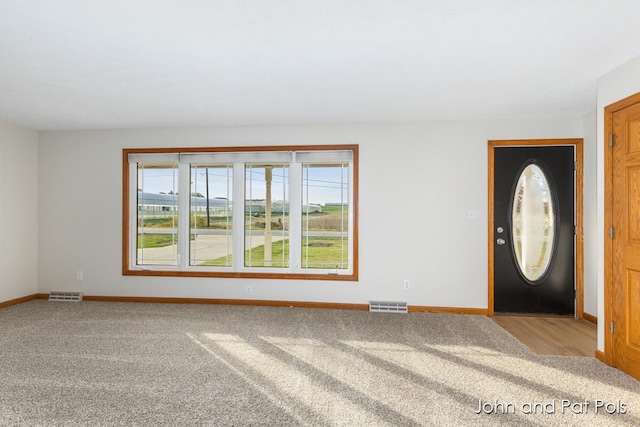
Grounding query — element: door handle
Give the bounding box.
[497,238,506,245]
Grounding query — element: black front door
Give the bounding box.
[494,146,575,314]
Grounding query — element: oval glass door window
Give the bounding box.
[511,163,556,284]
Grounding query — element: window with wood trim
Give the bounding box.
[123,145,358,280]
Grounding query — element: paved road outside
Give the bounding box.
[137,234,285,265]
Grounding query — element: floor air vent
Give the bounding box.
[369,301,408,313]
[49,291,83,302]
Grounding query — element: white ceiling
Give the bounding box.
[1,0,640,131]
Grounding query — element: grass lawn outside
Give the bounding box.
[199,237,348,269]
[138,234,178,249]
[138,233,194,249]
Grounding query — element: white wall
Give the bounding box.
[596,55,640,351]
[0,122,38,302]
[582,110,597,317]
[38,118,584,308]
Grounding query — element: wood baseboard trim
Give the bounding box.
[595,350,606,363]
[82,295,370,311]
[409,305,489,315]
[0,293,41,309]
[85,296,488,315]
[582,312,597,324]
[8,294,488,316]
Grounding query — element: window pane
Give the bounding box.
[511,163,556,283]
[125,146,357,280]
[301,163,349,269]
[245,164,290,267]
[190,165,233,267]
[136,162,179,266]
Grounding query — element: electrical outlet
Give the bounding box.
[403,279,410,290]
[76,271,83,281]
[246,285,253,295]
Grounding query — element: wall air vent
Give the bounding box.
[369,301,408,313]
[49,291,83,302]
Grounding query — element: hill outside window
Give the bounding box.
[123,145,358,281]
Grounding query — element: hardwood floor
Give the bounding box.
[492,315,597,357]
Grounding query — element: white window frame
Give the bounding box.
[123,145,358,281]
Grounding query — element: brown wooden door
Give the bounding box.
[611,101,640,379]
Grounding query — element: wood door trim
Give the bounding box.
[603,91,640,366]
[488,139,584,318]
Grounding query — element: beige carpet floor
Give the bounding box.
[1,300,639,426]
